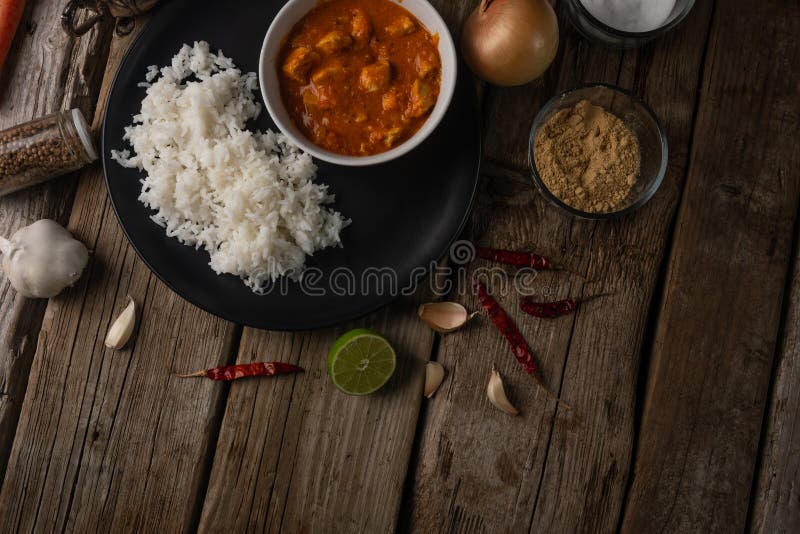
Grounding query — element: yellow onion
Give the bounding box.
[461,0,559,86]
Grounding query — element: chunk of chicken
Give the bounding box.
[360,60,391,93]
[366,124,404,148]
[415,48,439,78]
[409,79,435,117]
[311,62,346,85]
[315,30,352,56]
[382,88,400,112]
[367,127,384,146]
[384,126,405,147]
[351,8,372,45]
[302,84,337,110]
[317,85,338,110]
[385,15,416,37]
[282,46,319,82]
[310,123,336,147]
[302,86,319,108]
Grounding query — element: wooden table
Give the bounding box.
[0,0,798,532]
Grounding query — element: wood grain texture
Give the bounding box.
[0,0,797,532]
[0,25,239,533]
[197,2,479,532]
[620,0,800,532]
[402,2,715,532]
[199,298,435,533]
[0,2,114,482]
[749,229,800,533]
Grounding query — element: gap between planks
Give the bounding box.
[618,0,800,530]
[613,2,718,530]
[186,322,244,533]
[744,181,800,533]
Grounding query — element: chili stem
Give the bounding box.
[532,373,572,409]
[176,370,208,378]
[551,264,589,280]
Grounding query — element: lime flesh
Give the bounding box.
[328,329,396,395]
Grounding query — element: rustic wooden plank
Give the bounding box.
[620,0,800,532]
[0,1,112,120]
[402,1,715,532]
[0,22,240,532]
[0,1,114,482]
[749,228,800,533]
[197,2,478,532]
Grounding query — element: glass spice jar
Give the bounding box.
[0,109,98,197]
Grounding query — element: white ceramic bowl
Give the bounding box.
[260,0,457,166]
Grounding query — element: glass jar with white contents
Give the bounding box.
[566,0,695,48]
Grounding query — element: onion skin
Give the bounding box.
[461,0,559,86]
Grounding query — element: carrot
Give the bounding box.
[0,0,26,74]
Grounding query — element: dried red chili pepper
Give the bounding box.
[475,279,537,374]
[521,297,578,318]
[519,294,610,318]
[177,361,303,381]
[475,246,584,278]
[476,246,554,270]
[474,280,570,408]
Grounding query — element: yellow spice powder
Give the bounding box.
[534,99,640,213]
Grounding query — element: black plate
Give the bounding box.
[102,0,480,330]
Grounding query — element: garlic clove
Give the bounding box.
[105,296,137,350]
[424,361,445,398]
[487,366,519,415]
[418,302,478,333]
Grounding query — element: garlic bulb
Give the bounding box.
[0,219,89,298]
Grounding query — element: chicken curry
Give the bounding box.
[278,0,442,156]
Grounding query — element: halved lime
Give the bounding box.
[327,329,396,395]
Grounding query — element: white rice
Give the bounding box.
[112,41,348,293]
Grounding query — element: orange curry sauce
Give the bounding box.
[277,0,442,156]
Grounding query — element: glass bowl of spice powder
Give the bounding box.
[529,83,667,220]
